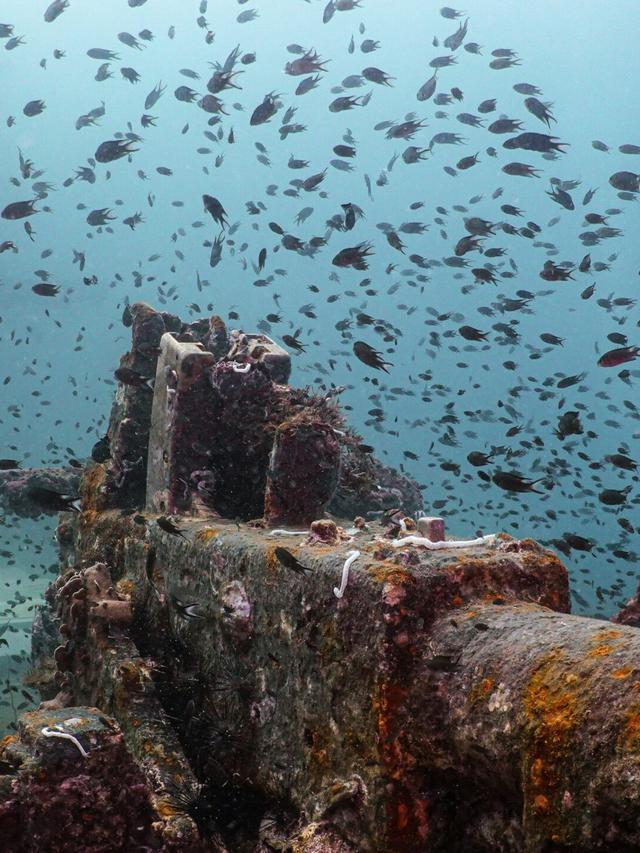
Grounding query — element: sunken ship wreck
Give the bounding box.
[2,303,640,852]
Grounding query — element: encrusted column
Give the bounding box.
[146,332,216,515]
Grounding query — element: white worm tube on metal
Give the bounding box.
[231,362,251,373]
[268,529,307,536]
[41,726,89,758]
[333,549,360,599]
[385,534,497,550]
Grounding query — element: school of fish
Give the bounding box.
[0,0,639,647]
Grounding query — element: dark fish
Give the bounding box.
[23,100,46,117]
[502,162,540,177]
[174,86,198,102]
[467,451,493,467]
[250,92,280,126]
[27,487,81,512]
[604,454,637,471]
[513,82,542,95]
[555,411,582,440]
[0,459,20,470]
[332,242,374,270]
[598,346,640,368]
[459,325,487,341]
[619,144,640,155]
[478,98,496,113]
[95,139,138,163]
[157,516,188,539]
[581,282,596,300]
[2,200,38,220]
[32,283,60,296]
[524,96,555,126]
[609,171,640,192]
[202,194,228,228]
[353,341,393,373]
[557,372,587,389]
[118,31,144,50]
[171,596,205,619]
[144,81,166,109]
[563,533,593,552]
[279,333,305,355]
[114,367,154,388]
[274,546,312,576]
[492,471,544,494]
[546,185,574,210]
[87,48,120,60]
[417,70,438,101]
[503,132,567,154]
[329,94,367,113]
[91,435,110,463]
[362,66,394,86]
[425,652,462,672]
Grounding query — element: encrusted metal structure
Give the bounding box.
[2,303,640,852]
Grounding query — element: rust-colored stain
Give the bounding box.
[376,677,430,850]
[195,527,218,543]
[155,797,178,819]
[116,578,134,597]
[265,545,283,575]
[396,802,409,830]
[366,561,416,586]
[621,710,640,751]
[376,680,408,780]
[384,792,430,851]
[587,627,626,660]
[533,794,550,814]
[305,725,331,783]
[79,463,108,514]
[522,649,584,844]
[591,628,624,641]
[611,667,633,680]
[588,644,614,659]
[469,675,495,706]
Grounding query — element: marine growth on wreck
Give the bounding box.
[1,1,640,851]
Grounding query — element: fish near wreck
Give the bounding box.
[332,242,374,270]
[95,139,138,163]
[597,346,640,368]
[1,199,38,220]
[609,171,640,192]
[353,340,393,373]
[43,0,69,22]
[503,132,568,154]
[203,195,228,228]
[250,92,280,126]
[492,471,545,494]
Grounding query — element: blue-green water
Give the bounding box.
[1,0,639,694]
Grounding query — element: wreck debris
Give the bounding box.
[10,303,640,850]
[264,414,342,526]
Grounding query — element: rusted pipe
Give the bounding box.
[402,600,640,852]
